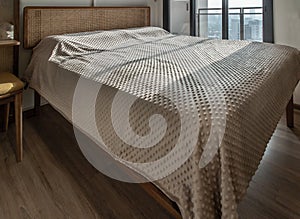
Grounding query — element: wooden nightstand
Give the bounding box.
[0,40,24,162]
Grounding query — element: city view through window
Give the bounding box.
[197,0,263,41]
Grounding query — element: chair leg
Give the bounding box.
[3,103,10,132]
[14,93,23,162]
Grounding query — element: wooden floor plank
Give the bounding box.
[1,105,174,219]
[0,105,300,218]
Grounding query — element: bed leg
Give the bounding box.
[34,90,41,116]
[286,95,294,128]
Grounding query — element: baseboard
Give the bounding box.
[23,102,49,118]
[6,103,48,123]
[23,103,46,112]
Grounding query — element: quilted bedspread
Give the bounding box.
[25,27,300,218]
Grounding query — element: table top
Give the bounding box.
[0,40,20,47]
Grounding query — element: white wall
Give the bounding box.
[273,0,300,104]
[0,0,14,23]
[19,0,163,110]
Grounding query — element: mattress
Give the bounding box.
[24,27,300,218]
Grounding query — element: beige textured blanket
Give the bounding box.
[25,27,300,218]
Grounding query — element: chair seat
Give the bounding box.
[0,72,24,96]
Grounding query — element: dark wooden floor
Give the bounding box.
[0,105,300,219]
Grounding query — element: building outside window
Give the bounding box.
[197,0,263,41]
[166,0,272,42]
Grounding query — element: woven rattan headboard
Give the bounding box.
[23,6,150,49]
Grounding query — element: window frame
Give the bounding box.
[163,0,274,43]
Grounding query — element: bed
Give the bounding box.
[23,6,300,219]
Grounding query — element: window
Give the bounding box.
[198,0,263,41]
[164,0,274,43]
[198,0,223,39]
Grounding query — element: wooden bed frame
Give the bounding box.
[23,6,295,219]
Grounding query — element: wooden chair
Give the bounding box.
[0,72,24,162]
